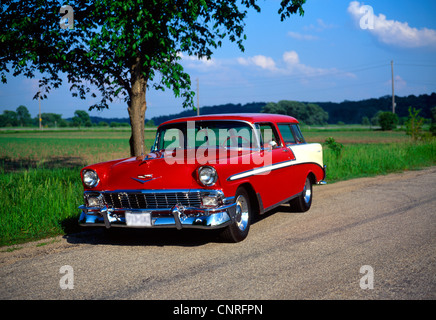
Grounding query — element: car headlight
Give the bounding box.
[82,169,99,188]
[198,166,218,186]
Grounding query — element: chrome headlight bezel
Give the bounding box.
[82,169,100,188]
[198,166,218,186]
[84,192,105,208]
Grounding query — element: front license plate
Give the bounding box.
[125,212,152,227]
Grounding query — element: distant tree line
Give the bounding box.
[1,93,435,128]
[0,105,154,128]
[312,93,436,124]
[149,93,436,126]
[261,100,328,125]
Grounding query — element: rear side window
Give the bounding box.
[277,124,296,145]
[277,123,306,146]
[291,124,306,143]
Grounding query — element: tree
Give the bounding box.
[39,112,63,127]
[0,110,18,127]
[378,112,398,131]
[145,119,155,127]
[405,107,424,141]
[262,100,328,125]
[72,110,91,128]
[0,0,306,156]
[16,105,32,126]
[430,106,436,136]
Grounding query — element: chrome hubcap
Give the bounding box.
[235,195,249,231]
[303,178,312,204]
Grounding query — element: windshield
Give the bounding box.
[152,120,259,151]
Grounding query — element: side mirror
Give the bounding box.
[268,140,278,149]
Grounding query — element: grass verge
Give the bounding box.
[0,168,83,246]
[323,140,436,182]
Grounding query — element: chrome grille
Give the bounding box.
[103,191,202,210]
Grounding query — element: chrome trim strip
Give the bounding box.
[227,160,325,181]
[227,159,296,181]
[263,192,300,213]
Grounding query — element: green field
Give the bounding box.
[1,127,435,246]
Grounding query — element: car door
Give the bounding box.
[277,123,320,198]
[252,122,295,208]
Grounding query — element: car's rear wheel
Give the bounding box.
[220,187,251,242]
[290,176,313,212]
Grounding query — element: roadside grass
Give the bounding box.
[303,129,409,144]
[0,128,435,246]
[322,140,436,182]
[0,168,83,246]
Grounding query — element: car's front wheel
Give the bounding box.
[220,187,251,242]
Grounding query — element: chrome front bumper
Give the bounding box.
[78,192,237,230]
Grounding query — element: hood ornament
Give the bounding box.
[138,174,153,179]
[131,174,159,184]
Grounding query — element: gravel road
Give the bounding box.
[1,167,435,300]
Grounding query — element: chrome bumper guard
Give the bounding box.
[78,193,237,230]
[317,164,327,185]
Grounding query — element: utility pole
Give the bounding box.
[391,60,395,114]
[38,90,42,130]
[196,77,200,116]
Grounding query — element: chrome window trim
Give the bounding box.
[152,119,262,152]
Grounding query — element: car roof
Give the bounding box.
[159,113,298,127]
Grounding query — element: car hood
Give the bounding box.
[84,151,200,191]
[83,148,260,191]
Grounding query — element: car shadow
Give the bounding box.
[64,204,296,247]
[252,204,298,224]
[64,227,225,247]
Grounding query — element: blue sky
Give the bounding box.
[1,0,436,120]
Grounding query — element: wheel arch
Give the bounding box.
[237,182,261,216]
[307,171,317,185]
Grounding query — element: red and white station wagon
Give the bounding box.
[79,113,326,242]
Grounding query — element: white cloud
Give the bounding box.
[316,19,336,30]
[283,51,300,65]
[287,31,319,41]
[385,75,407,90]
[237,50,356,79]
[348,1,436,49]
[179,53,219,71]
[237,55,277,71]
[303,18,337,32]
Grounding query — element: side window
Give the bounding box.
[291,124,306,144]
[277,124,296,146]
[255,123,281,148]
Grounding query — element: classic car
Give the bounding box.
[79,113,326,242]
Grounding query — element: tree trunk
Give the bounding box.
[128,60,148,157]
